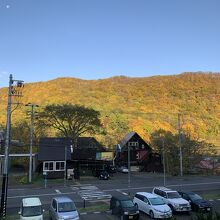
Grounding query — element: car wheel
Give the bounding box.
[149,210,154,219]
[197,206,201,213]
[169,204,174,212]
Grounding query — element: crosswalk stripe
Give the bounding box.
[71,187,79,191]
[78,185,111,201]
[55,189,61,194]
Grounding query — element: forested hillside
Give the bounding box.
[0,72,219,149]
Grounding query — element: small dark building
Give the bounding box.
[116,132,162,172]
[38,137,72,178]
[38,137,106,178]
[72,137,105,160]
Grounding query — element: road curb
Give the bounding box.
[80,210,111,215]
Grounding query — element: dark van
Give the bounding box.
[110,195,139,220]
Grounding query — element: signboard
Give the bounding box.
[96,152,114,161]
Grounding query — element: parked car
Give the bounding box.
[104,165,117,173]
[92,168,108,177]
[18,197,44,220]
[133,192,172,219]
[117,166,129,173]
[178,191,212,212]
[49,196,79,220]
[152,187,191,213]
[110,194,139,219]
[99,170,110,180]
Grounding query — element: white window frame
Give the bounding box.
[128,142,139,147]
[43,161,66,172]
[55,161,65,171]
[43,161,54,172]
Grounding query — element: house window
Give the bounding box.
[43,161,54,171]
[55,161,65,171]
[43,161,65,172]
[128,142,139,147]
[89,143,95,148]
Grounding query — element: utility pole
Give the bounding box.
[64,145,67,187]
[128,145,131,195]
[162,138,166,186]
[0,74,24,218]
[25,103,39,183]
[178,113,183,177]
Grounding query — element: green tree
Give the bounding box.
[150,129,218,175]
[37,104,102,142]
[101,113,129,149]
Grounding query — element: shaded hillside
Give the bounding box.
[0,72,219,149]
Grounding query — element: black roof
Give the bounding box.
[118,131,150,151]
[178,191,196,195]
[76,137,104,150]
[111,194,131,201]
[119,132,136,147]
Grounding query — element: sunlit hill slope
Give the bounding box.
[0,72,219,150]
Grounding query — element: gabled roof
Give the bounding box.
[118,132,151,152]
[119,131,136,147]
[76,137,102,148]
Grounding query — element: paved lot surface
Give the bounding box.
[3,172,220,219]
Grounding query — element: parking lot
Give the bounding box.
[79,211,213,220]
[4,172,220,219]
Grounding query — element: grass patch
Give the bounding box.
[6,211,50,220]
[4,214,19,220]
[201,192,220,200]
[78,202,109,213]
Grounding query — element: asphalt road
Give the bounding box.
[2,172,220,219]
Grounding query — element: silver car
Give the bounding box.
[49,196,79,220]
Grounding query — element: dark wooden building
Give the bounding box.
[38,137,107,178]
[116,132,162,172]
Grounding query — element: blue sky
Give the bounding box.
[0,0,220,88]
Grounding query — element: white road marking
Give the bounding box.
[55,189,61,194]
[71,187,79,191]
[78,186,111,201]
[7,191,77,199]
[103,181,220,192]
[7,181,220,200]
[80,186,98,190]
[80,212,87,215]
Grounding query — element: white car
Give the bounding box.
[19,197,44,220]
[117,166,129,173]
[133,192,172,219]
[152,187,191,213]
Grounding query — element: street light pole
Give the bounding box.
[25,103,39,183]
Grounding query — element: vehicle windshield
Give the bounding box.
[149,197,165,205]
[22,205,42,217]
[167,192,181,199]
[58,202,76,212]
[189,194,202,201]
[121,200,134,208]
